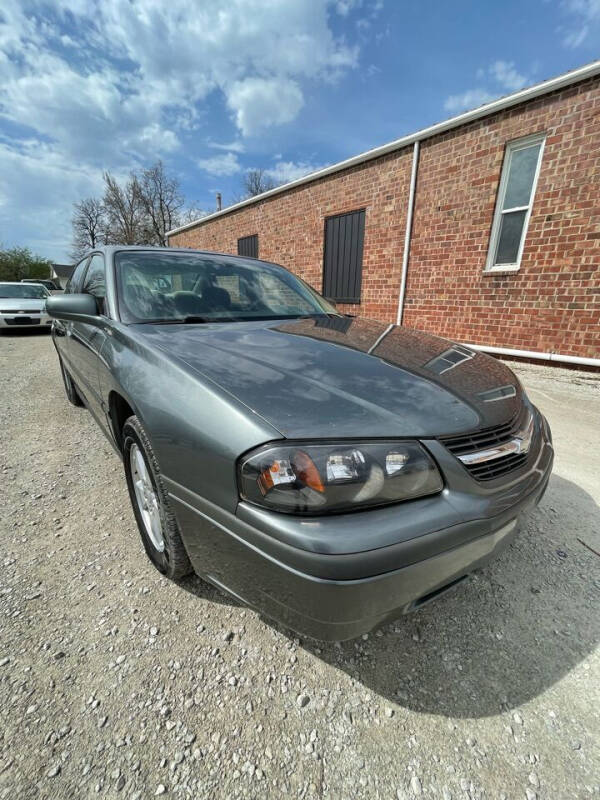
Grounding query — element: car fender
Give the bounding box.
[100,323,283,512]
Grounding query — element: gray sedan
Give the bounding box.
[0,282,52,329]
[46,247,553,641]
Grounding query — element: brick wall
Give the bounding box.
[170,76,600,359]
[404,76,600,358]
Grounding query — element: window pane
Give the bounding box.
[83,255,106,314]
[495,210,526,264]
[503,144,541,209]
[67,258,89,293]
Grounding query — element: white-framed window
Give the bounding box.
[485,133,546,272]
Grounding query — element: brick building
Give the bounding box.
[168,62,600,367]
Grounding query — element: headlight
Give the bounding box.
[238,441,443,515]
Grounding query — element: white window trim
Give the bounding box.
[485,132,546,273]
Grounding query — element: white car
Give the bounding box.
[0,282,52,329]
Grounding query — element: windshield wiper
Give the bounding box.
[137,316,209,325]
[136,312,343,326]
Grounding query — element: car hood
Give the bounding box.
[0,298,46,311]
[136,316,524,438]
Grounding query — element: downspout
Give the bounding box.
[463,343,600,369]
[396,140,420,326]
[392,141,599,369]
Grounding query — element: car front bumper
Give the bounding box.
[0,312,52,328]
[167,409,553,641]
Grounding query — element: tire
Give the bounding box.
[122,415,192,580]
[59,357,84,407]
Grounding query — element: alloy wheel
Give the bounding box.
[129,442,165,552]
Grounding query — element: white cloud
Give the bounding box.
[226,78,304,137]
[336,0,384,23]
[365,63,382,78]
[0,139,104,258]
[444,60,529,114]
[1,0,357,152]
[208,140,246,154]
[561,0,600,46]
[85,0,357,137]
[0,0,364,259]
[265,159,329,184]
[197,152,242,176]
[444,88,496,114]
[564,26,588,46]
[336,0,361,15]
[489,60,528,92]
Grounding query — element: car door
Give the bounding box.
[68,253,108,425]
[53,256,89,365]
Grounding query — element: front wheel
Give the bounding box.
[122,415,192,580]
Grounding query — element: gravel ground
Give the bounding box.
[1,331,599,800]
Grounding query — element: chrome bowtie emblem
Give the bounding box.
[458,411,534,466]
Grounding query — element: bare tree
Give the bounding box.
[136,161,184,246]
[242,169,277,198]
[70,198,106,261]
[179,205,209,225]
[71,161,204,253]
[102,171,144,245]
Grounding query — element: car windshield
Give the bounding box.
[0,284,49,299]
[115,251,339,324]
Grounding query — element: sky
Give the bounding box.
[0,0,598,263]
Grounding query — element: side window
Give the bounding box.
[66,257,89,294]
[82,254,106,315]
[486,134,546,271]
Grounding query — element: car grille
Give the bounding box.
[461,451,529,481]
[441,410,531,481]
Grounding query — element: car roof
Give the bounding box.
[92,245,247,256]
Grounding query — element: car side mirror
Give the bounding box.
[46,293,103,326]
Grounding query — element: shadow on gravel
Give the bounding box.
[176,475,599,718]
[179,574,245,609]
[293,474,600,718]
